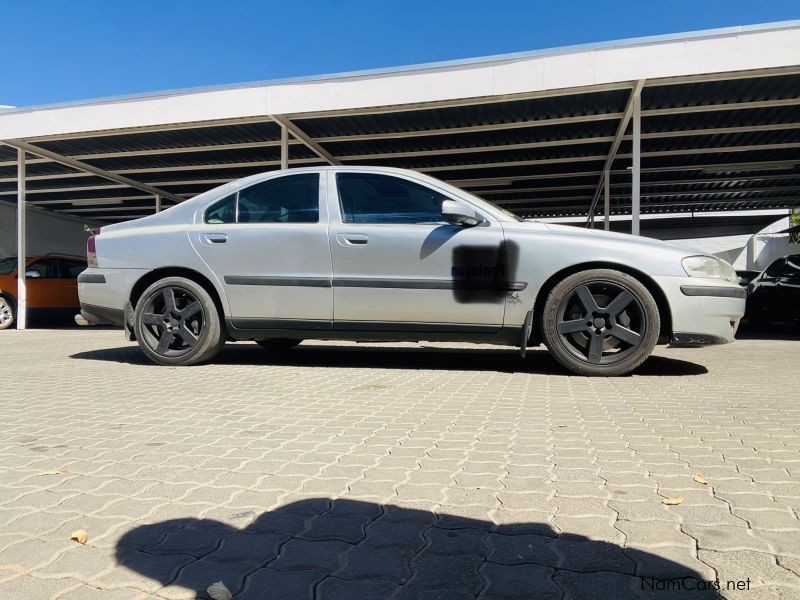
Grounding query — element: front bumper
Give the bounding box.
[654,276,746,346]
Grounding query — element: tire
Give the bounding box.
[133,277,225,366]
[0,296,15,330]
[256,338,302,351]
[541,269,660,376]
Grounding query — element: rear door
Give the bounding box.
[327,171,508,328]
[58,259,86,308]
[189,172,334,330]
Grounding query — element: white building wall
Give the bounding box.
[0,201,97,258]
[672,217,798,270]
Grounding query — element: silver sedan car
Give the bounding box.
[78,166,745,376]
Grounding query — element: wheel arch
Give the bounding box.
[0,291,16,307]
[530,261,672,344]
[129,267,226,320]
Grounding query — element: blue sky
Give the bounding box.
[2,0,798,107]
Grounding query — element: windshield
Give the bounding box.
[0,257,16,275]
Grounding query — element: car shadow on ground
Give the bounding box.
[70,343,708,376]
[115,498,722,599]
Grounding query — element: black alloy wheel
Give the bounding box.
[542,269,660,376]
[139,286,205,357]
[134,276,225,366]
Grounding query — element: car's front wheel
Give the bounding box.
[541,269,660,376]
[0,296,15,330]
[134,277,225,366]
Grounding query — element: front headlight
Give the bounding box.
[682,255,737,283]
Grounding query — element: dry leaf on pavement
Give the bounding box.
[661,496,684,505]
[70,529,88,544]
[207,581,233,600]
[693,474,708,485]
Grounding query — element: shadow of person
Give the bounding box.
[116,498,722,599]
[71,344,708,376]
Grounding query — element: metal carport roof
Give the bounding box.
[1,20,799,225]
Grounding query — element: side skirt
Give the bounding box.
[225,318,522,346]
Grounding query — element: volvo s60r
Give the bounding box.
[78,167,745,376]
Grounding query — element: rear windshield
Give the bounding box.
[0,257,16,275]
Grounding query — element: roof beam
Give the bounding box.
[0,118,800,176]
[475,173,800,195]
[2,110,798,170]
[270,115,341,166]
[336,136,615,161]
[0,140,185,203]
[311,113,624,142]
[586,80,645,223]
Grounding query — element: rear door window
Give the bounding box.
[237,174,320,223]
[204,193,237,224]
[60,259,87,279]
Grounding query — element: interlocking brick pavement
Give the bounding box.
[1,328,799,599]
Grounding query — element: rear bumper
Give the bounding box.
[80,303,125,326]
[655,276,746,345]
[78,267,148,327]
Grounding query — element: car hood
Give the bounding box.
[511,221,699,256]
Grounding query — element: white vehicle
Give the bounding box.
[78,166,745,375]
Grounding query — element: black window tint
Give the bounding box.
[26,259,60,279]
[337,173,448,224]
[237,174,319,223]
[782,256,800,276]
[765,259,786,277]
[205,193,236,224]
[0,257,16,275]
[61,260,86,279]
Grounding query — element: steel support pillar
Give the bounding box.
[280,125,289,169]
[603,168,610,231]
[16,148,26,330]
[631,93,642,236]
[155,195,161,213]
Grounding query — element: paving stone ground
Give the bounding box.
[1,327,799,600]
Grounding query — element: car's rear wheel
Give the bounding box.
[541,269,660,376]
[256,338,302,351]
[134,277,224,366]
[0,296,15,330]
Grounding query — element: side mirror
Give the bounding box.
[442,200,483,226]
[25,270,41,279]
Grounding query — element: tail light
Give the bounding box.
[87,229,100,267]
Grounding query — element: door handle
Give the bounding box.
[337,233,369,246]
[203,233,228,244]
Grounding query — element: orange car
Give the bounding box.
[0,255,86,330]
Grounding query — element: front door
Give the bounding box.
[327,171,507,329]
[189,172,333,329]
[24,258,68,308]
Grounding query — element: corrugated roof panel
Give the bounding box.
[35,121,282,156]
[642,73,800,110]
[297,89,631,138]
[321,120,620,158]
